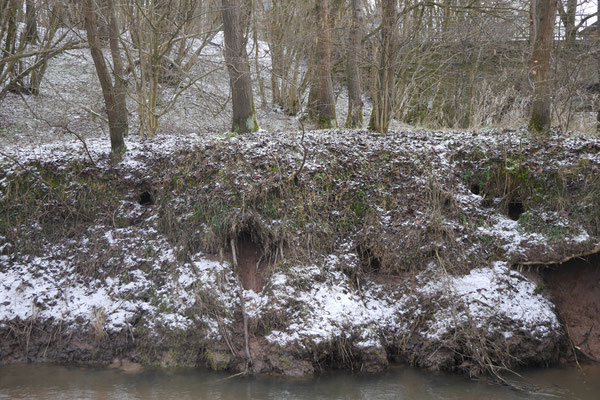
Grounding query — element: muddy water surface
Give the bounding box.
[1,363,599,399]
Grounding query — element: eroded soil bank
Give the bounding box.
[542,253,600,362]
[1,128,599,377]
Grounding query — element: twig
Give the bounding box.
[214,312,236,357]
[63,123,97,168]
[572,323,600,363]
[231,238,239,268]
[565,325,584,374]
[197,370,246,386]
[16,91,98,167]
[291,92,308,183]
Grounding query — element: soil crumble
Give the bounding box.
[544,253,600,361]
[235,233,265,292]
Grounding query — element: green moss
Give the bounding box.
[231,111,259,134]
[317,114,337,129]
[0,164,122,247]
[113,216,129,228]
[204,349,231,371]
[517,211,575,242]
[528,111,551,136]
[468,154,539,212]
[345,111,363,128]
[135,326,203,368]
[351,190,368,219]
[110,143,127,160]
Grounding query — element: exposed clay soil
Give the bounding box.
[543,253,600,361]
[236,234,265,292]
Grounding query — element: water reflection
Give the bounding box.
[1,363,599,399]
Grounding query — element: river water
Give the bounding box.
[1,363,599,399]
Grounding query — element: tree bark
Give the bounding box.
[107,0,128,138]
[306,47,319,119]
[253,0,266,109]
[368,0,397,133]
[0,0,18,80]
[557,0,577,47]
[24,0,38,44]
[346,0,363,128]
[596,0,600,133]
[84,0,126,154]
[267,1,282,109]
[314,0,336,128]
[528,0,557,135]
[529,0,537,50]
[222,0,259,133]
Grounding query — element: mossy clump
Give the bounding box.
[232,113,259,134]
[204,349,231,371]
[0,162,122,251]
[317,115,337,129]
[465,146,600,242]
[467,153,540,218]
[136,327,204,368]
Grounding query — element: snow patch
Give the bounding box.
[418,261,559,340]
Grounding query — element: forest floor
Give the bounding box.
[1,33,600,379]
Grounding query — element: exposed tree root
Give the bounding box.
[231,238,253,373]
[516,246,600,267]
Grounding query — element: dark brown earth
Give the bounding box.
[236,235,265,292]
[543,253,600,362]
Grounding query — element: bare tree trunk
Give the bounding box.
[315,0,336,128]
[270,52,281,108]
[253,0,266,109]
[596,0,600,133]
[557,0,576,47]
[84,0,126,155]
[30,3,60,95]
[24,0,38,44]
[528,0,557,135]
[222,0,259,133]
[306,47,319,119]
[529,0,537,51]
[0,0,18,80]
[96,0,110,44]
[368,0,397,133]
[346,0,363,128]
[267,1,282,110]
[565,0,576,46]
[107,0,128,138]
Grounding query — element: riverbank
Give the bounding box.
[1,128,599,376]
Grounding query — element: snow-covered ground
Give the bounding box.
[0,225,562,372]
[3,125,595,374]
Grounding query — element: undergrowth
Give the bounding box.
[1,128,599,378]
[0,161,122,253]
[464,148,600,238]
[150,141,474,276]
